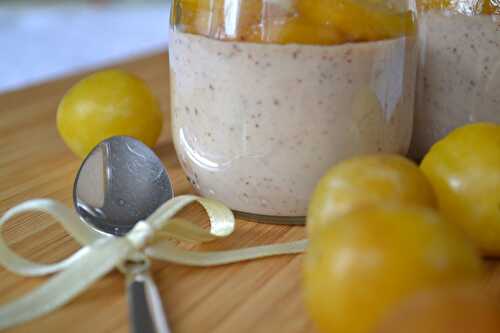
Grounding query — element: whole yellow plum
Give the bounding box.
[57,70,162,158]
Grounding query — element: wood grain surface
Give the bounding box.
[0,52,313,333]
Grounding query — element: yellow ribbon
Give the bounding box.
[0,195,307,330]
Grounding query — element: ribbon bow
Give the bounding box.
[0,195,307,329]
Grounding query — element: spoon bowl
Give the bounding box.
[74,136,173,236]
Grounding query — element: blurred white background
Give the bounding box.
[0,0,171,92]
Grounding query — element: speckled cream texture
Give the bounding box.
[169,31,417,216]
[411,12,500,158]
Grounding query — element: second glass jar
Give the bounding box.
[410,1,499,158]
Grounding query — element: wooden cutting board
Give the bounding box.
[0,52,313,333]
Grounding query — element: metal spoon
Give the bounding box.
[73,136,173,333]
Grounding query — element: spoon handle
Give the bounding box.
[127,268,170,333]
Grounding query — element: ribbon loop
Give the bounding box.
[0,199,103,276]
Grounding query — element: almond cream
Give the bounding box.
[169,31,417,218]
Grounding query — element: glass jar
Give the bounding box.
[169,0,418,222]
[410,1,499,159]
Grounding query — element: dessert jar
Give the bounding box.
[410,0,499,158]
[169,0,418,222]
